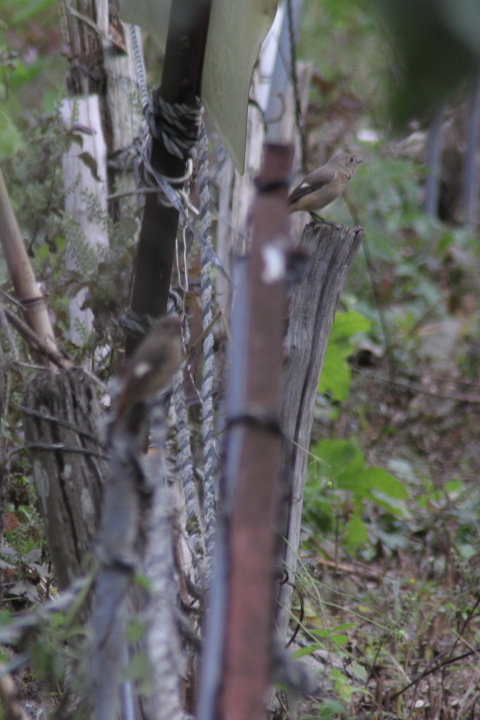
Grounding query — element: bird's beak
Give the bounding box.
[357,158,363,164]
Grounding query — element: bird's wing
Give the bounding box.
[288,166,337,204]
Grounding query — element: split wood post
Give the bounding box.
[276,221,365,645]
[0,166,104,593]
[0,169,105,592]
[22,370,107,589]
[59,0,142,339]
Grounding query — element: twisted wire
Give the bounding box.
[172,370,205,585]
[128,24,149,111]
[127,24,229,281]
[198,123,218,578]
[169,307,205,586]
[141,133,229,281]
[146,95,203,160]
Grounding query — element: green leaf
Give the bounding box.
[126,619,146,643]
[133,573,152,591]
[330,310,371,337]
[330,667,353,702]
[335,466,407,499]
[313,441,407,519]
[359,467,408,499]
[343,514,368,547]
[311,629,330,638]
[330,634,349,645]
[0,112,24,159]
[291,643,324,658]
[36,243,50,261]
[314,440,365,484]
[0,610,12,626]
[49,612,65,628]
[332,623,355,632]
[319,311,370,401]
[445,479,463,496]
[310,628,349,645]
[312,699,347,718]
[369,491,409,516]
[12,0,56,23]
[319,342,351,401]
[8,59,51,92]
[456,543,477,561]
[351,660,368,682]
[122,649,151,683]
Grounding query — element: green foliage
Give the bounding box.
[305,439,407,549]
[338,148,480,372]
[294,3,480,716]
[0,0,66,177]
[126,617,147,644]
[377,0,480,128]
[1,99,138,372]
[3,1,480,717]
[29,631,67,682]
[292,622,354,658]
[0,110,24,158]
[330,668,353,703]
[319,311,371,401]
[302,0,480,129]
[122,648,153,695]
[1,470,50,605]
[299,0,386,118]
[304,698,349,719]
[7,57,51,93]
[9,0,56,24]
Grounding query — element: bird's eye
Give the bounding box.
[349,156,355,162]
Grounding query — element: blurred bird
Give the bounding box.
[288,153,362,221]
[113,315,183,430]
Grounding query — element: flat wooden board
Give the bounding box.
[119,0,278,173]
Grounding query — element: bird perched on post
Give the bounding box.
[112,315,183,431]
[287,153,362,221]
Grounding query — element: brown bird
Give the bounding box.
[113,315,183,429]
[288,153,362,221]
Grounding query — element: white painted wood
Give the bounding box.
[61,95,109,346]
